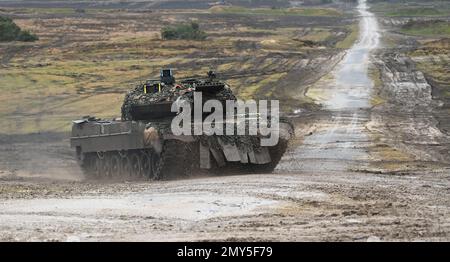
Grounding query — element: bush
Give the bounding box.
[161,22,206,40]
[0,16,38,42]
[0,16,20,42]
[16,30,39,42]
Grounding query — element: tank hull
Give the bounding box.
[70,117,293,180]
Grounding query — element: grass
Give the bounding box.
[302,29,332,42]
[377,146,412,162]
[371,2,450,17]
[238,72,287,100]
[405,39,450,108]
[16,8,104,15]
[336,23,359,49]
[368,66,386,107]
[400,21,450,37]
[386,7,446,17]
[0,6,350,134]
[415,59,450,99]
[366,133,415,173]
[0,56,166,134]
[210,6,342,17]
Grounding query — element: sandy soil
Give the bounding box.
[0,0,449,242]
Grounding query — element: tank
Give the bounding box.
[70,69,294,180]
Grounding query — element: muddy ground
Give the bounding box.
[1,169,449,242]
[1,0,450,242]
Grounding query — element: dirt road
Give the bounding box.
[281,0,379,174]
[0,0,449,241]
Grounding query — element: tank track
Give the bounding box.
[246,138,289,173]
[153,140,190,179]
[77,132,291,180]
[78,140,192,181]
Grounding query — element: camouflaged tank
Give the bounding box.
[71,69,294,180]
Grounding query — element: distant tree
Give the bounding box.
[75,8,86,14]
[0,16,38,42]
[161,22,206,41]
[0,16,21,42]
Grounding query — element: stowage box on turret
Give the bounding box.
[71,69,294,180]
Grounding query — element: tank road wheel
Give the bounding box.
[110,153,122,178]
[76,147,90,174]
[87,154,104,179]
[100,153,111,178]
[121,154,132,178]
[140,151,153,180]
[77,152,97,179]
[129,152,143,179]
[150,151,159,180]
[93,155,103,178]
